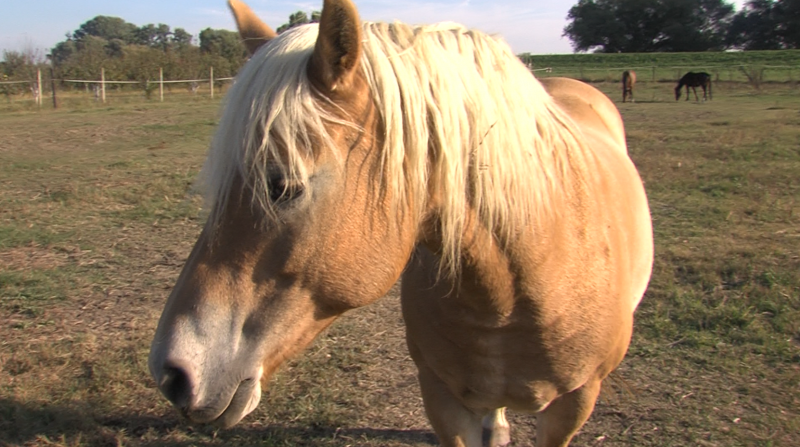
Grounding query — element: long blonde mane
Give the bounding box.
[202,21,587,272]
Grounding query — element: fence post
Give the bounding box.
[159,67,164,102]
[210,66,214,99]
[36,69,42,107]
[652,66,656,82]
[101,67,106,103]
[50,67,57,109]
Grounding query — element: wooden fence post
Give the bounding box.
[159,67,164,102]
[101,68,106,103]
[36,69,42,107]
[50,67,57,109]
[210,66,214,99]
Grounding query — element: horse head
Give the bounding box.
[148,0,417,427]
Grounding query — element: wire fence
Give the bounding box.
[531,64,800,84]
[3,62,798,108]
[1,67,235,108]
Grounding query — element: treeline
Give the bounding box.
[1,15,249,94]
[51,16,247,86]
[565,0,800,53]
[0,11,328,95]
[729,0,800,50]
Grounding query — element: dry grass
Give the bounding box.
[1,82,799,446]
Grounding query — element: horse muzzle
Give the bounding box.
[152,356,263,428]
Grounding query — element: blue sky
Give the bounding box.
[2,0,748,58]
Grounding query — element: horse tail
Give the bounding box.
[621,71,629,102]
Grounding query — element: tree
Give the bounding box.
[154,24,173,51]
[1,49,45,96]
[779,0,800,47]
[1,51,33,78]
[727,0,800,49]
[172,28,193,48]
[72,16,138,44]
[727,0,784,49]
[276,10,321,33]
[564,0,736,52]
[199,28,247,68]
[135,24,157,47]
[49,38,77,66]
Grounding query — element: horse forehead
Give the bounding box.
[314,72,378,151]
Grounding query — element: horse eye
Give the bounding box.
[267,176,303,204]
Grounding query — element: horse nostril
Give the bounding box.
[159,362,195,409]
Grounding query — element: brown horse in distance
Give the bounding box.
[675,71,712,101]
[622,70,636,103]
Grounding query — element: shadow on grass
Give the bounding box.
[0,398,436,446]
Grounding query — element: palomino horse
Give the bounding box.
[148,1,654,446]
[622,70,636,103]
[675,71,712,101]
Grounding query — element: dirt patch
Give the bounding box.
[0,245,70,271]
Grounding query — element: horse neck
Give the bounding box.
[415,203,516,313]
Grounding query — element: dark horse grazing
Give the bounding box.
[622,70,636,103]
[149,0,653,445]
[675,72,712,101]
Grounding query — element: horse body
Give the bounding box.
[621,70,636,102]
[403,76,652,445]
[676,71,712,101]
[148,1,653,446]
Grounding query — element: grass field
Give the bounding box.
[1,80,798,446]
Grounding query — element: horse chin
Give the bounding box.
[182,372,263,428]
[212,378,262,428]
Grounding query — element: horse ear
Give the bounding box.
[228,0,277,55]
[308,0,362,93]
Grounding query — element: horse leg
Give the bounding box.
[416,365,486,447]
[534,378,602,447]
[685,86,690,101]
[483,408,511,447]
[692,86,699,101]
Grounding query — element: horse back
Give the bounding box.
[622,70,636,87]
[680,71,711,87]
[543,77,627,151]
